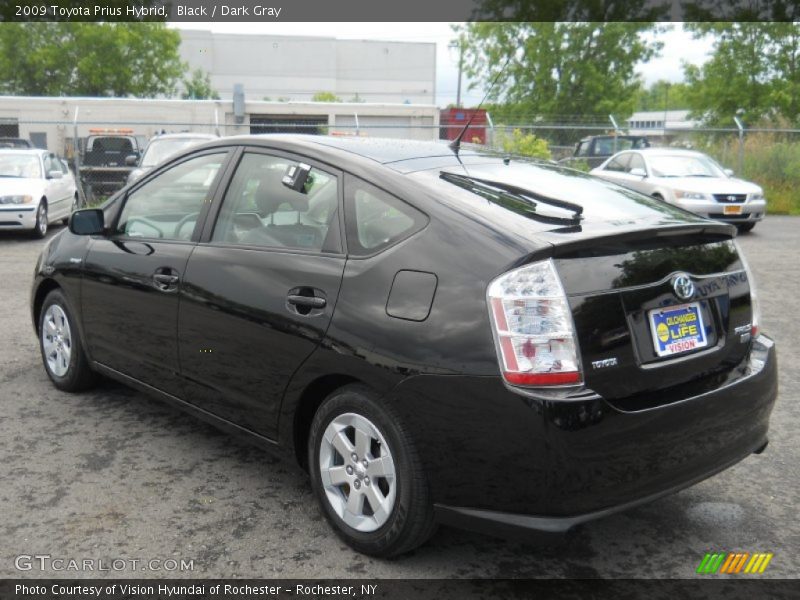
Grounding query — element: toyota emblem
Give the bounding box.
[672,273,695,300]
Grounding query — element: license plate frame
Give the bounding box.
[648,302,708,358]
[723,205,743,215]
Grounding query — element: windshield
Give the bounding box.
[0,154,41,178]
[647,154,725,178]
[142,139,208,167]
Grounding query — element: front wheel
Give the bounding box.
[32,201,48,238]
[39,289,96,392]
[308,385,436,557]
[737,222,756,233]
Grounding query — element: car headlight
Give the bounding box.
[674,191,711,200]
[0,195,33,204]
[748,192,765,201]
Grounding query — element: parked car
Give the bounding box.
[31,136,776,557]
[590,148,766,232]
[0,149,77,237]
[127,133,219,184]
[561,134,650,168]
[79,129,144,201]
[0,137,33,149]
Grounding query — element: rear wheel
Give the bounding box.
[32,201,48,238]
[308,385,436,557]
[39,289,96,392]
[737,222,756,233]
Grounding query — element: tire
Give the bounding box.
[38,289,96,392]
[308,385,436,557]
[32,201,48,238]
[737,222,756,233]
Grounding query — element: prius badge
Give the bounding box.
[672,273,695,301]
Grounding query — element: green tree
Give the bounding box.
[635,80,692,112]
[311,91,342,102]
[683,23,776,126]
[181,68,220,100]
[455,23,662,138]
[0,23,184,97]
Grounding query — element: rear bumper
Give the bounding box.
[387,335,777,535]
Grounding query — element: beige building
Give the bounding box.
[0,95,440,156]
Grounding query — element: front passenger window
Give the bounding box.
[116,152,225,240]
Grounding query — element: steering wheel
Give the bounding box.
[125,217,164,239]
[174,212,200,239]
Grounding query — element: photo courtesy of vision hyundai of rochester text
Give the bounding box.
[31,135,777,556]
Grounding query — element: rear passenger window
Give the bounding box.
[344,175,427,256]
[211,152,339,253]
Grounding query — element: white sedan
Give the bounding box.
[590,148,766,232]
[0,149,78,237]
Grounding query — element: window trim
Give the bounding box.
[343,173,429,259]
[109,147,234,244]
[200,147,346,257]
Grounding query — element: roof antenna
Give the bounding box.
[449,54,511,154]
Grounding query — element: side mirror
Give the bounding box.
[629,167,647,178]
[47,170,63,179]
[125,154,139,166]
[724,168,734,177]
[69,208,105,235]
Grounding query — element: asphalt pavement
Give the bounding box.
[0,217,797,579]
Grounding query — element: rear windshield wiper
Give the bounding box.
[440,171,583,225]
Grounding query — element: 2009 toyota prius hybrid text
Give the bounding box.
[31,136,777,557]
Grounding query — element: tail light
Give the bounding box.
[487,259,582,387]
[734,240,760,337]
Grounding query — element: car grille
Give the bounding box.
[709,213,751,220]
[713,193,747,203]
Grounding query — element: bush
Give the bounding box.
[494,128,552,160]
[704,132,800,215]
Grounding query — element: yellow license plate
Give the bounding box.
[723,205,743,215]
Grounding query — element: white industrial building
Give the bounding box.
[626,110,699,137]
[178,30,437,105]
[0,96,440,157]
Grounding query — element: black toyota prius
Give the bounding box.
[31,135,777,557]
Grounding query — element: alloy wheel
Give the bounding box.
[319,412,397,532]
[41,304,71,377]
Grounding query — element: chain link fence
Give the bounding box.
[3,116,798,215]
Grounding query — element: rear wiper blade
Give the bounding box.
[440,171,583,225]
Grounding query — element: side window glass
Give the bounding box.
[116,152,225,240]
[344,174,427,256]
[606,154,630,172]
[211,152,339,252]
[576,142,588,157]
[627,153,646,173]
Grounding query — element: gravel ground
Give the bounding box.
[0,216,797,579]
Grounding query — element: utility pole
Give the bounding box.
[734,110,745,175]
[450,40,464,108]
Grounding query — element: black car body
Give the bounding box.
[31,135,777,556]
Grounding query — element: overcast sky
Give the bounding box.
[173,22,712,107]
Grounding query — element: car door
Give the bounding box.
[42,154,70,219]
[596,153,631,184]
[613,152,650,194]
[177,148,346,438]
[80,150,231,396]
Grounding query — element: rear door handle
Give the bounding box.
[287,294,326,309]
[153,269,180,292]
